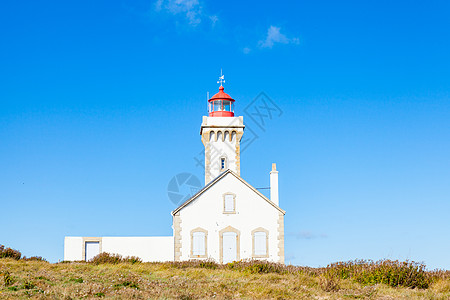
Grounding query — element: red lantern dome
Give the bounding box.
[208,86,235,117]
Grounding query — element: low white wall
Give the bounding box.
[64,236,174,262]
[102,237,173,262]
[64,237,83,261]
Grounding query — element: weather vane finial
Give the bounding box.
[217,69,225,86]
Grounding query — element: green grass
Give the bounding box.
[0,258,449,299]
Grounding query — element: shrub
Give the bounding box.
[199,259,218,269]
[0,245,21,260]
[90,253,123,264]
[123,256,142,264]
[225,260,291,274]
[89,252,143,264]
[23,256,47,262]
[244,262,273,274]
[165,259,316,276]
[326,259,430,289]
[166,259,217,269]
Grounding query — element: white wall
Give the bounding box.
[64,237,83,261]
[102,237,173,262]
[64,236,173,262]
[179,173,282,263]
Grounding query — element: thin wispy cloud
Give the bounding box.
[209,15,219,27]
[155,0,217,26]
[259,25,299,48]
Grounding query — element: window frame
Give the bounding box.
[190,227,208,258]
[252,228,269,258]
[223,192,236,214]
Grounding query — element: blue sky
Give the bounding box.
[1,0,449,269]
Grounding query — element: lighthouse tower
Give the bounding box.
[200,75,245,184]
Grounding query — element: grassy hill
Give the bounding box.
[1,255,449,299]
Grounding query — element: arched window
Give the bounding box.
[252,228,269,258]
[191,228,208,258]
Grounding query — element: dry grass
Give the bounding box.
[0,258,449,299]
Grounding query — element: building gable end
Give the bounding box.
[171,170,285,215]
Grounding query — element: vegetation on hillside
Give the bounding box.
[1,246,449,299]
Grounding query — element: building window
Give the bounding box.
[190,228,208,258]
[223,193,236,214]
[193,232,205,255]
[252,228,269,258]
[220,157,227,171]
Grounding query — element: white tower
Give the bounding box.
[200,76,244,184]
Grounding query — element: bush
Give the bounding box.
[90,253,123,264]
[89,253,142,265]
[0,245,21,260]
[163,258,432,289]
[23,256,47,262]
[326,259,430,289]
[199,260,218,269]
[166,260,216,269]
[123,256,142,264]
[225,260,291,274]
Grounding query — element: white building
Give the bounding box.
[64,82,285,264]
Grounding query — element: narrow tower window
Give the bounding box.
[220,157,227,171]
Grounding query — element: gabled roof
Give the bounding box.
[171,169,285,215]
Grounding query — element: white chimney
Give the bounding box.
[270,163,279,206]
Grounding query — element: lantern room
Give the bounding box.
[208,86,235,117]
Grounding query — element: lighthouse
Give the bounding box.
[200,80,245,184]
[64,72,285,265]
